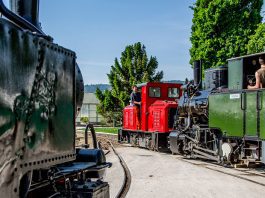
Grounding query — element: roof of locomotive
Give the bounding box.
[227,52,265,61]
[137,81,184,88]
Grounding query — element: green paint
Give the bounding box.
[259,91,265,140]
[228,59,243,90]
[245,92,257,137]
[14,92,29,122]
[209,92,244,137]
[50,98,74,151]
[0,20,75,158]
[26,106,49,149]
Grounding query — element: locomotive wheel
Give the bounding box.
[171,141,184,155]
[175,140,184,155]
[229,153,240,164]
[147,137,152,150]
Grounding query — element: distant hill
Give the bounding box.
[84,84,111,93]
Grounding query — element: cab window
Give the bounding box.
[149,87,161,97]
[168,88,179,98]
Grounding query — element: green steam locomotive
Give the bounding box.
[169,53,265,166]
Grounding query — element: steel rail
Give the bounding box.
[108,141,132,198]
[177,157,265,187]
[118,141,265,187]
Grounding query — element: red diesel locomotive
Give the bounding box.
[119,82,182,151]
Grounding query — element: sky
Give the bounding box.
[39,0,195,84]
[2,1,265,84]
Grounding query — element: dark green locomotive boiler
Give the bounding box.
[169,53,265,165]
[0,1,109,197]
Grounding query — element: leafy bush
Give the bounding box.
[247,23,265,54]
[80,117,89,124]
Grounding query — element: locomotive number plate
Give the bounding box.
[230,93,240,99]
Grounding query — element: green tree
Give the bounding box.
[96,42,163,123]
[95,89,121,125]
[190,0,263,71]
[80,117,89,124]
[247,23,265,53]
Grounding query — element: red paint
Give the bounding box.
[148,100,178,132]
[123,82,182,133]
[123,106,138,130]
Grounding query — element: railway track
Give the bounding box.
[119,141,265,188]
[99,137,132,198]
[76,128,131,197]
[108,141,131,198]
[101,132,265,197]
[177,157,265,187]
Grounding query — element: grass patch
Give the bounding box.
[94,127,119,134]
[77,127,119,134]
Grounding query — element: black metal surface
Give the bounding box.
[193,60,202,89]
[0,2,110,197]
[169,131,184,154]
[168,108,177,128]
[205,66,228,90]
[178,89,210,122]
[75,64,84,116]
[69,180,109,198]
[75,148,106,164]
[28,169,110,198]
[0,17,77,197]
[85,124,98,149]
[10,0,40,28]
[0,0,45,35]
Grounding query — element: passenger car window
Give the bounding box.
[149,87,161,97]
[168,88,179,98]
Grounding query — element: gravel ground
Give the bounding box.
[75,131,265,198]
[75,131,118,150]
[114,146,265,198]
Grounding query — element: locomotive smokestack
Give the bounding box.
[10,0,40,29]
[193,60,202,89]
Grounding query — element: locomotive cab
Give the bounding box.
[228,53,265,90]
[121,82,182,151]
[123,82,182,132]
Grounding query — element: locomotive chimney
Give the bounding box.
[10,0,40,29]
[193,60,202,89]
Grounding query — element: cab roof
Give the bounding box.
[137,81,184,88]
[227,52,265,61]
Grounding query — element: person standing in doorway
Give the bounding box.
[248,56,265,89]
[130,85,141,129]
